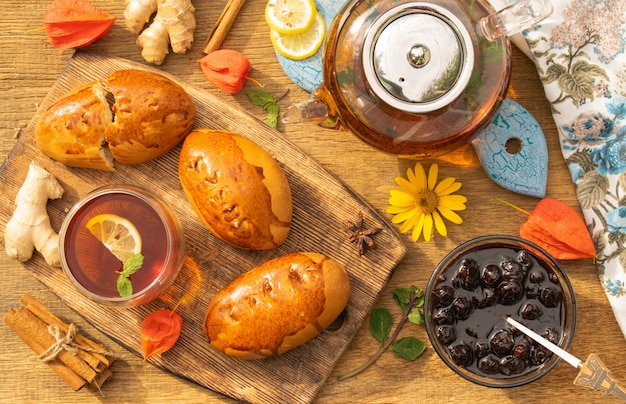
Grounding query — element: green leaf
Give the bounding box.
[121,253,144,277]
[247,91,280,130]
[408,308,424,325]
[392,288,411,311]
[117,275,133,297]
[246,91,275,107]
[266,103,279,129]
[543,63,566,84]
[390,337,426,360]
[337,285,428,381]
[558,72,594,102]
[565,148,596,173]
[576,171,609,209]
[571,60,609,80]
[116,253,144,297]
[412,286,425,306]
[370,307,393,343]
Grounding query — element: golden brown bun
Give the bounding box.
[178,129,292,250]
[204,252,351,359]
[105,69,196,164]
[34,81,115,171]
[34,69,196,169]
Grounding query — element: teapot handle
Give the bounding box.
[478,0,553,41]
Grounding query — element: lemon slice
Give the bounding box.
[86,213,142,262]
[270,12,325,61]
[265,0,316,35]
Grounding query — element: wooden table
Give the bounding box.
[1,1,625,403]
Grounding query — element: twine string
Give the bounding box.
[38,324,116,362]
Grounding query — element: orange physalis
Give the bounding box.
[197,49,258,94]
[141,306,183,360]
[498,198,596,260]
[44,0,116,49]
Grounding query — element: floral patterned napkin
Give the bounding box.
[492,0,626,340]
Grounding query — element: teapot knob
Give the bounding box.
[362,3,474,114]
[407,44,431,69]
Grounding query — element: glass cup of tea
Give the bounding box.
[59,184,185,306]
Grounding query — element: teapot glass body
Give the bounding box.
[288,0,512,158]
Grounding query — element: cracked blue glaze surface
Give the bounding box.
[471,98,548,198]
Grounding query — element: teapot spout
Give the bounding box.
[477,0,553,41]
[281,84,346,129]
[281,98,330,124]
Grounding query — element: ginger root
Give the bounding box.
[124,0,196,65]
[4,161,64,267]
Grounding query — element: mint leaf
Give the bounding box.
[246,90,280,130]
[414,292,425,308]
[266,103,279,129]
[116,253,144,297]
[408,307,424,325]
[117,275,133,297]
[369,307,393,343]
[338,285,426,381]
[390,337,426,360]
[393,288,411,311]
[247,90,275,107]
[121,253,144,277]
[394,286,424,314]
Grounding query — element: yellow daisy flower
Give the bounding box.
[386,162,467,242]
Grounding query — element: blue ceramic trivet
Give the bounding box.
[471,98,548,198]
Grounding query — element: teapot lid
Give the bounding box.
[362,3,475,113]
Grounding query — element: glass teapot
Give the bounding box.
[282,0,552,159]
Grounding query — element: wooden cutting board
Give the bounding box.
[0,52,406,404]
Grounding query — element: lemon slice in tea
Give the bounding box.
[265,0,316,34]
[270,11,325,61]
[86,213,142,262]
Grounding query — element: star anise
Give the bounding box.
[343,211,382,256]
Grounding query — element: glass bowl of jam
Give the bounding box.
[424,235,576,387]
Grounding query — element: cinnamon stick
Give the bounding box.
[4,308,87,391]
[89,367,113,390]
[4,294,115,391]
[202,0,248,54]
[20,293,109,369]
[8,307,98,382]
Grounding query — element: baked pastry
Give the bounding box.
[105,69,196,164]
[204,252,351,359]
[178,129,292,250]
[34,81,115,171]
[34,69,196,170]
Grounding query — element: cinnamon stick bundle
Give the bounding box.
[4,293,115,391]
